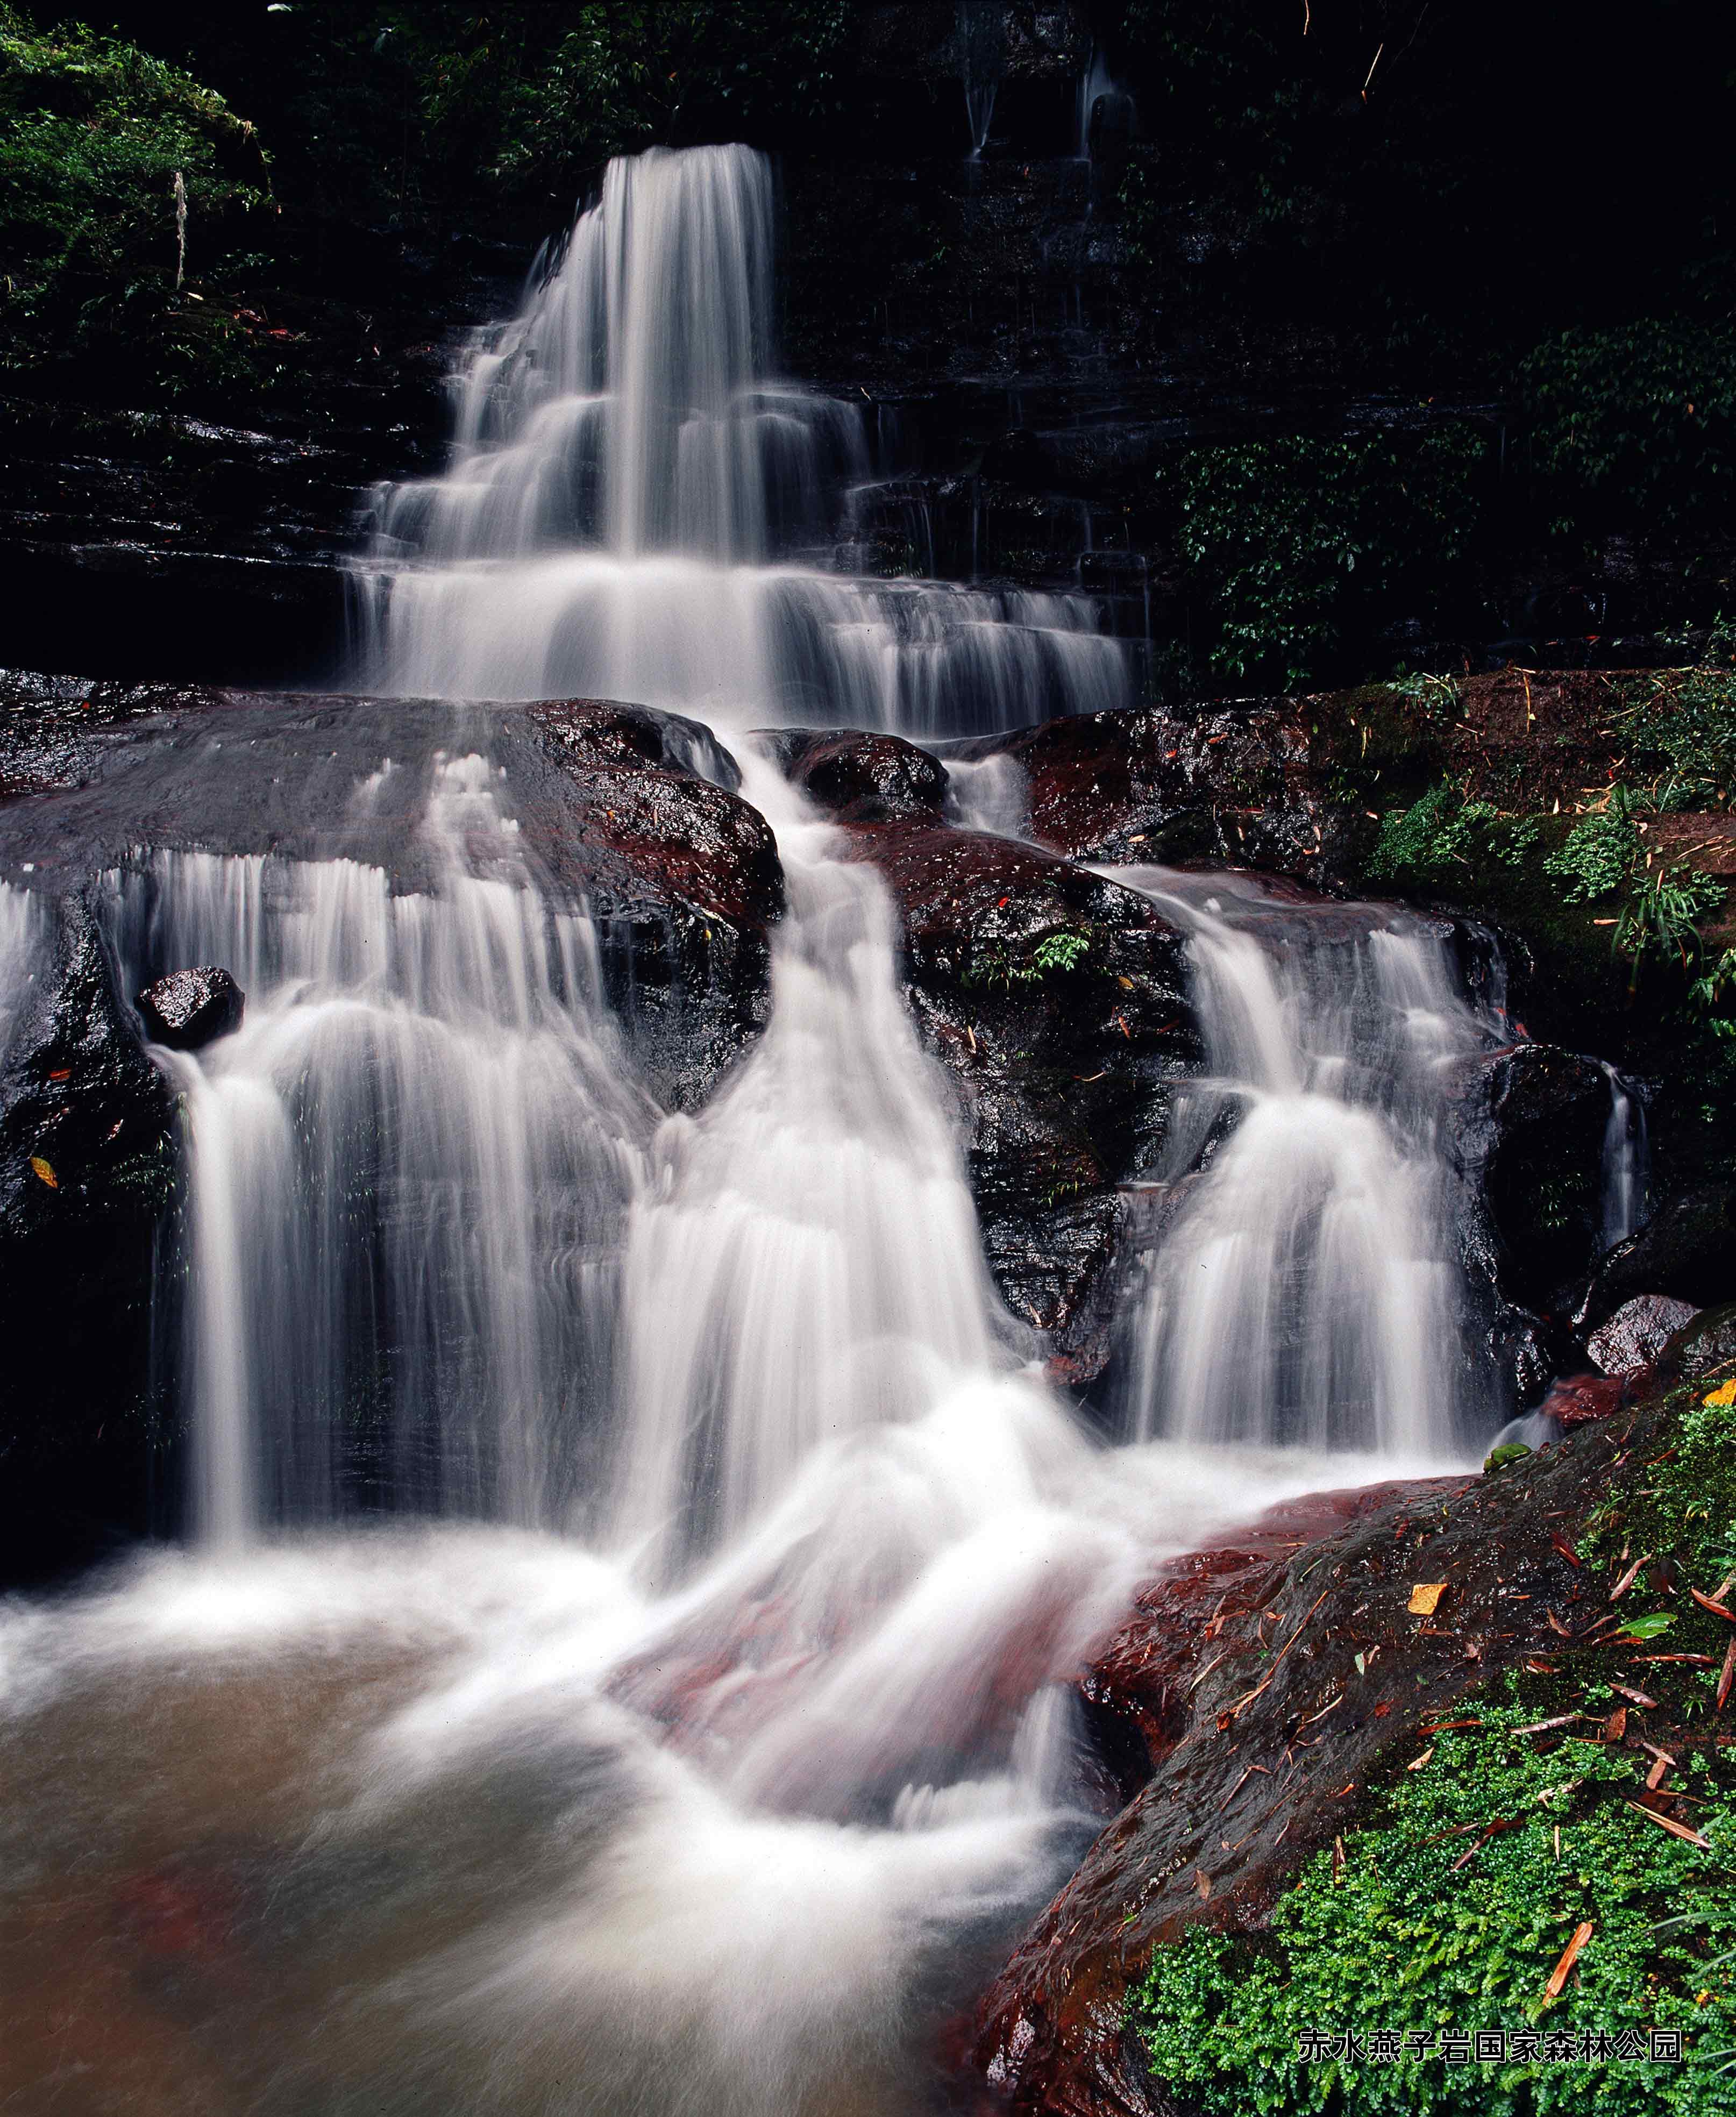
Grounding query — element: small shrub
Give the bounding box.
[1522,323,1736,539]
[1367,782,1538,886]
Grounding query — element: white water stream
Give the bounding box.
[0,146,1486,2113]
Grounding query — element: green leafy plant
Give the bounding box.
[1166,427,1486,691]
[1544,789,1642,904]
[965,926,1098,989]
[1522,323,1736,539]
[1367,782,1539,886]
[1130,1688,1736,2116]
[0,5,271,389]
[1688,950,1736,1045]
[1614,864,1726,979]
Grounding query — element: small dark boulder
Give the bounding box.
[135,966,245,1051]
[757,727,948,824]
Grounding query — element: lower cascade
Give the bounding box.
[0,137,1646,2117]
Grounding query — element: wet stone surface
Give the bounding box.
[135,967,245,1051]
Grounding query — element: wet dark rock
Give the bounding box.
[949,701,1378,889]
[1586,1293,1699,1378]
[838,819,1196,1370]
[1533,1370,1631,1431]
[0,895,177,1585]
[1443,1040,1613,1400]
[0,676,782,1115]
[974,1412,1636,2114]
[135,967,245,1052]
[756,726,948,823]
[1580,1186,1736,1335]
[527,698,784,1108]
[1653,1302,1736,1391]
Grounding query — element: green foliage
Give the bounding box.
[1130,1688,1736,2115]
[321,2,851,218]
[1614,865,1726,979]
[1616,662,1736,815]
[1688,951,1736,1047]
[1367,782,1539,887]
[1522,323,1736,539]
[1544,792,1642,905]
[0,5,270,388]
[965,925,1097,989]
[1168,428,1485,690]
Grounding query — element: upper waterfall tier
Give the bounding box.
[357,144,1134,737]
[379,145,865,567]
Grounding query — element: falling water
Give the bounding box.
[1113,869,1496,1454]
[0,880,41,1054]
[1598,1060,1649,1250]
[112,757,646,1544]
[1,146,1487,2115]
[357,145,1131,738]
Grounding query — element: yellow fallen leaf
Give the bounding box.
[1408,1582,1447,1616]
[29,1156,57,1189]
[1704,1380,1736,1409]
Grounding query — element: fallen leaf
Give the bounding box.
[1705,1380,1736,1409]
[1604,1706,1628,1742]
[1609,1684,1659,1708]
[1546,1608,1574,1636]
[1406,1747,1434,1771]
[1609,1556,1646,1602]
[1408,1582,1447,1616]
[1194,1869,1212,1901]
[1546,1921,1595,1998]
[46,1067,70,1083]
[1719,1633,1736,1710]
[29,1156,56,1189]
[1617,1612,1676,1642]
[1692,1587,1736,1621]
[1647,1757,1671,1791]
[1550,1532,1583,1569]
[1627,1801,1712,1850]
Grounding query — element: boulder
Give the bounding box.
[527,698,785,1108]
[1652,1302,1736,1392]
[949,700,1378,889]
[838,818,1196,1372]
[135,967,245,1051]
[1586,1293,1699,1378]
[756,726,947,823]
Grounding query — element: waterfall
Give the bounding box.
[1114,869,1496,1455]
[357,144,1132,738]
[1,142,1499,2117]
[115,759,646,1543]
[1598,1060,1649,1251]
[612,761,1009,1581]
